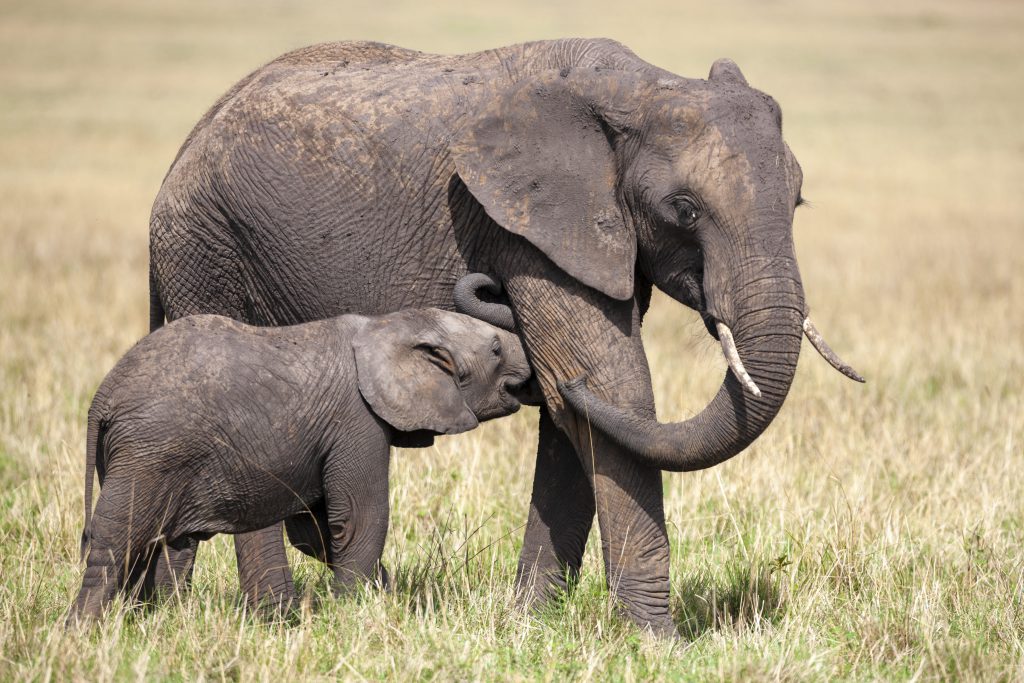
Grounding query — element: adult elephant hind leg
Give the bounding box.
[234,525,297,614]
[515,407,595,607]
[149,200,252,325]
[152,209,303,612]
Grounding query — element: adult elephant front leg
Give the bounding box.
[515,407,596,605]
[502,262,675,637]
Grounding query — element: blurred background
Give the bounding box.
[1,0,1021,678]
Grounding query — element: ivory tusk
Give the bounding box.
[715,321,762,397]
[802,317,866,383]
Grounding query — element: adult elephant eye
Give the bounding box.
[677,200,700,228]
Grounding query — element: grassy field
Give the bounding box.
[2,0,1022,679]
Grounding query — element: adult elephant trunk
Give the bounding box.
[560,247,806,472]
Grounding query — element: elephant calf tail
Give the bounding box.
[80,407,106,561]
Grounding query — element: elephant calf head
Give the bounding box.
[353,308,532,435]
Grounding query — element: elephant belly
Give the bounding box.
[175,456,326,538]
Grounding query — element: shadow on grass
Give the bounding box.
[672,558,789,640]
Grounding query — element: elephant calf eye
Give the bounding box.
[491,337,502,357]
[420,345,456,376]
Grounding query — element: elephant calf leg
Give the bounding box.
[139,536,199,602]
[68,548,126,625]
[234,524,298,614]
[67,489,158,625]
[285,502,332,564]
[324,456,390,594]
[327,511,390,594]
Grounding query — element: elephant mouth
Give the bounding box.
[699,310,720,340]
[500,389,522,413]
[507,375,544,407]
[483,388,521,422]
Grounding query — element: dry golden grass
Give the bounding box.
[1,0,1022,679]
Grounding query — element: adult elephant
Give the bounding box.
[147,38,860,636]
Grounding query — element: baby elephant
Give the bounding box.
[68,308,531,623]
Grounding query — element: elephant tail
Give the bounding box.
[149,261,165,332]
[80,406,107,561]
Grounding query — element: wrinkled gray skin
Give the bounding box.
[148,38,860,636]
[67,309,531,624]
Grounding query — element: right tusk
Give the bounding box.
[716,321,761,398]
[803,317,865,383]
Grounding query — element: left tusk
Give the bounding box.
[716,321,761,397]
[803,317,866,383]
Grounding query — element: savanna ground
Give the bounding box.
[1,0,1022,679]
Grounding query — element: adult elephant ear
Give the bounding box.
[451,68,640,301]
[708,58,748,86]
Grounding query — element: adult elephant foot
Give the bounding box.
[607,554,677,639]
[234,524,298,614]
[515,408,595,606]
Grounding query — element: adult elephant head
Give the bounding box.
[453,58,862,471]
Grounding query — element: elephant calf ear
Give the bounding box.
[353,313,479,436]
[451,68,637,301]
